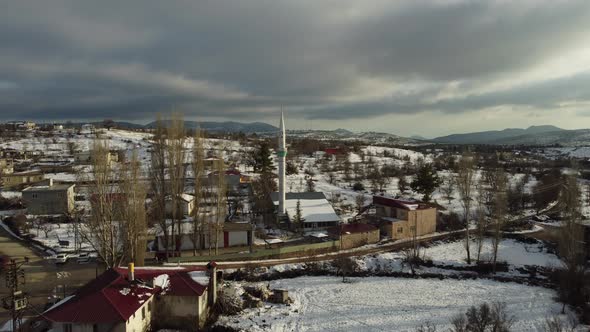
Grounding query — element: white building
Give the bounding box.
[270,192,340,231]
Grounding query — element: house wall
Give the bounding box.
[340,229,380,250]
[53,322,123,332]
[381,207,437,240]
[155,295,204,331]
[227,230,248,247]
[124,296,154,332]
[165,200,192,217]
[23,186,75,215]
[2,173,44,189]
[157,230,248,251]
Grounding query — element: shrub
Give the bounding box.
[352,182,365,191]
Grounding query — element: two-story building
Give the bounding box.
[22,180,75,215]
[372,196,437,240]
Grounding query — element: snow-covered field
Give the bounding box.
[27,223,93,253]
[218,276,568,332]
[423,238,562,268]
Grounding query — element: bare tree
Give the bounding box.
[555,175,587,314]
[441,175,455,204]
[149,116,169,257]
[40,222,53,238]
[190,128,206,256]
[355,194,366,214]
[81,139,122,268]
[118,150,148,266]
[213,155,227,255]
[166,114,187,254]
[456,154,476,264]
[332,256,359,282]
[491,167,508,273]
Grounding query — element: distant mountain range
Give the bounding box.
[431,125,590,145]
[143,120,277,133]
[48,120,590,146]
[65,120,277,133]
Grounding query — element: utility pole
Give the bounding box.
[1,257,29,332]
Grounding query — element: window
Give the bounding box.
[93,324,98,332]
[64,324,72,332]
[397,227,403,234]
[142,307,145,319]
[410,226,416,232]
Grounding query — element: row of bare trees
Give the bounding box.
[81,114,230,268]
[80,139,148,268]
[150,114,227,258]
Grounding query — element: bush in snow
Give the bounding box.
[352,182,365,191]
[449,302,514,332]
[332,256,360,282]
[215,285,244,316]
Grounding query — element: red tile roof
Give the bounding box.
[43,267,208,324]
[373,196,437,210]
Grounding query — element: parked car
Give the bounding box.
[77,253,91,264]
[55,254,68,264]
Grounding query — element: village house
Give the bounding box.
[5,121,36,131]
[155,218,254,251]
[22,179,75,215]
[43,263,218,332]
[165,193,195,217]
[0,158,14,175]
[74,149,119,164]
[1,170,45,190]
[372,196,437,240]
[329,223,380,250]
[270,192,340,231]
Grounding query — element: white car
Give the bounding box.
[55,254,69,264]
[77,253,91,264]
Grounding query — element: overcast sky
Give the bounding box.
[1,1,590,137]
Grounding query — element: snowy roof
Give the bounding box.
[271,192,340,223]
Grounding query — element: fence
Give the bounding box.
[168,240,341,263]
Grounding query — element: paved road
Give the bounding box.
[0,229,100,322]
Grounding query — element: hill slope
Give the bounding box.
[143,120,278,133]
[432,125,565,144]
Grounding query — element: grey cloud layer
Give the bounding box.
[0,1,589,123]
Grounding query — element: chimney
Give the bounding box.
[207,261,218,306]
[128,262,135,282]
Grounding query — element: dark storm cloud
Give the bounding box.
[0,1,589,122]
[301,71,590,119]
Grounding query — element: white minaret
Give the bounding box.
[277,111,287,215]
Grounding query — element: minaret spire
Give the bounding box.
[277,109,287,215]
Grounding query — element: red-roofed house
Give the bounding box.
[43,264,218,332]
[372,196,437,240]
